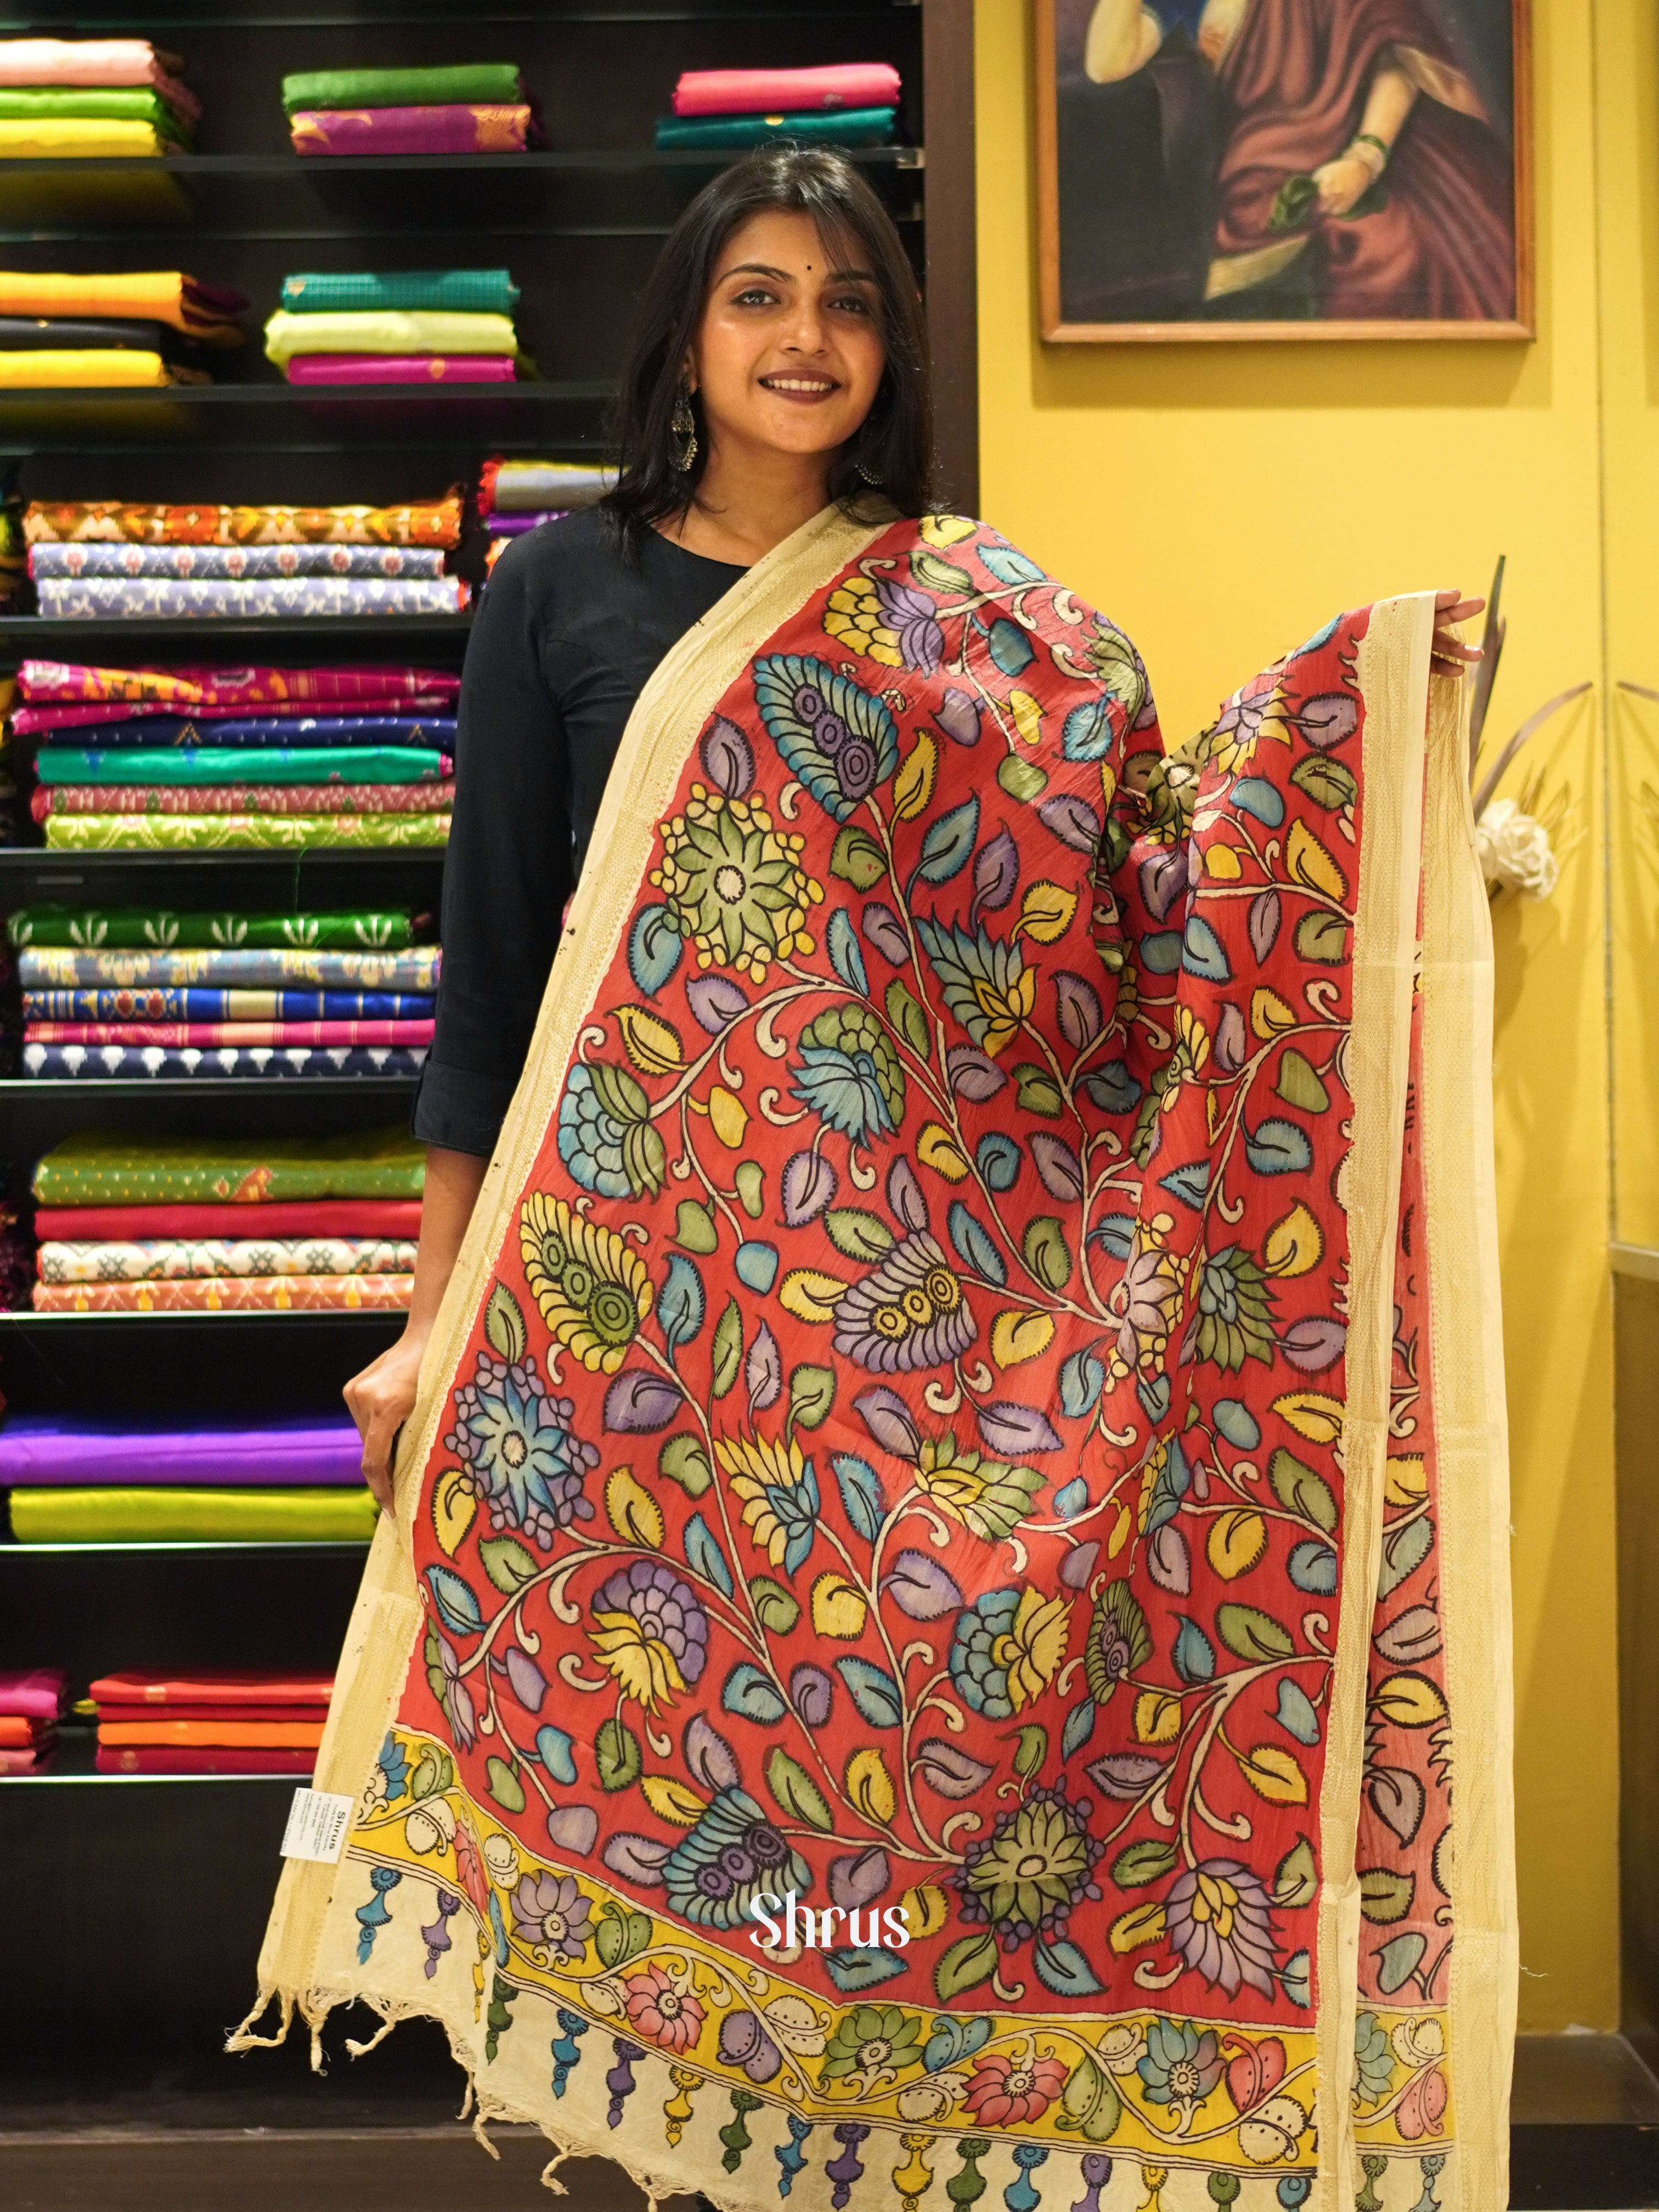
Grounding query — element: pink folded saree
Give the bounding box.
[26,1019,436,1048]
[18,659,459,710]
[0,42,201,122]
[285,354,517,386]
[672,64,901,116]
[0,1667,68,1719]
[290,105,531,157]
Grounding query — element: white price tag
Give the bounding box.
[280,1786,354,1864]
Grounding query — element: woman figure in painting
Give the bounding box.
[252,142,1517,2212]
[1083,0,1516,319]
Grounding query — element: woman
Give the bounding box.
[245,148,1515,2212]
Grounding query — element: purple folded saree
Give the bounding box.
[0,1414,364,1487]
[290,105,531,157]
[484,508,567,537]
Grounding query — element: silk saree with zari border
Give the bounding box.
[236,506,1515,2212]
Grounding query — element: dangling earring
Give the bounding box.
[855,457,883,486]
[670,384,698,473]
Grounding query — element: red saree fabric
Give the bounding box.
[35,1200,422,1239]
[91,1671,334,1705]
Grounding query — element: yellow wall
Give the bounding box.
[972,0,1620,2027]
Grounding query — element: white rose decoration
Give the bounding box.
[1475,798,1559,898]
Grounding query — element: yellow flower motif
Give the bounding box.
[824,573,903,667]
[990,1585,1070,1712]
[520,1192,652,1374]
[919,513,977,548]
[589,1612,686,1712]
[716,1432,820,1573]
[1175,1004,1210,1073]
[969,962,1036,1057]
[915,1434,1042,1545]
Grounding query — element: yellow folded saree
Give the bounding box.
[0,118,172,157]
[263,309,517,364]
[0,349,202,387]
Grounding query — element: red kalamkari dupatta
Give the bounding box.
[238,506,1514,2212]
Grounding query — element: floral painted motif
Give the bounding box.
[323,520,1491,2212]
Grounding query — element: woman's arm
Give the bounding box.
[1084,0,1164,82]
[1313,57,1420,216]
[346,1143,488,1511]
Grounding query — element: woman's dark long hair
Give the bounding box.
[603,144,934,552]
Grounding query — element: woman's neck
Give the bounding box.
[656,442,832,567]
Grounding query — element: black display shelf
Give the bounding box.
[0,1308,404,1417]
[0,614,472,646]
[0,1726,315,1786]
[0,1076,417,1158]
[0,148,923,177]
[0,850,444,909]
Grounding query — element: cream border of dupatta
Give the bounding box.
[243,501,892,2035]
[1312,596,1515,2212]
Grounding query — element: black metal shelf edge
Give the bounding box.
[0,1077,417,1098]
[0,1308,403,1328]
[0,1542,370,1558]
[0,848,444,867]
[0,1729,315,1786]
[0,381,612,404]
[0,148,922,176]
[0,615,472,643]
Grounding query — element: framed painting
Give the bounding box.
[1035,0,1533,340]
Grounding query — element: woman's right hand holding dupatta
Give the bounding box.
[344,1143,488,1512]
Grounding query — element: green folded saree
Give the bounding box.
[8,1486,377,1544]
[263,309,517,364]
[7,905,415,951]
[280,270,519,318]
[36,747,448,787]
[33,1123,425,1205]
[653,107,897,151]
[0,88,192,144]
[280,65,522,116]
[44,812,450,853]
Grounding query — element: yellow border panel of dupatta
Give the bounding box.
[1310,594,1432,2210]
[1420,663,1517,2212]
[236,501,890,2044]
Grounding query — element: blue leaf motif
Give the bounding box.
[1182,916,1232,981]
[1061,697,1115,761]
[986,617,1034,676]
[947,1200,1007,1285]
[826,910,868,996]
[979,543,1047,587]
[1139,930,1183,973]
[1059,1350,1104,1418]
[628,903,682,998]
[823,1947,909,1993]
[1061,1697,1097,1759]
[1289,1539,1338,1593]
[836,1656,902,1729]
[923,2015,994,2072]
[752,654,900,823]
[1159,1161,1210,1209]
[916,796,980,885]
[685,1513,735,1599]
[1032,1937,1104,1996]
[721,1661,788,1725]
[832,1453,887,1543]
[658,1253,706,1357]
[1173,1616,1216,1684]
[1274,1680,1321,1745]
[1214,1398,1261,1450]
[1054,1477,1088,1520]
[1231,777,1286,827]
[1090,1215,1136,1260]
[535,1724,578,1784]
[425,1564,484,1638]
[1244,1118,1313,1175]
[975,1131,1022,1192]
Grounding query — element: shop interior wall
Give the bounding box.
[973,0,1621,2030]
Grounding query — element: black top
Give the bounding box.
[413,507,746,1158]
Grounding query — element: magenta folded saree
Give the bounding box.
[0,1667,68,1719]
[286,354,516,385]
[672,64,901,115]
[238,508,1515,2212]
[27,1019,435,1047]
[18,659,460,711]
[0,1415,364,1486]
[290,105,531,157]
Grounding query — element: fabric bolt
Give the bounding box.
[20,945,439,989]
[98,1718,326,1748]
[22,1042,428,1081]
[0,1714,52,1747]
[0,272,244,338]
[281,270,519,317]
[36,1199,422,1239]
[36,745,449,786]
[17,698,456,735]
[0,1415,364,1488]
[38,1237,416,1282]
[290,106,531,158]
[244,510,1515,2212]
[32,781,455,819]
[24,496,462,548]
[35,575,467,618]
[24,714,457,749]
[479,456,616,512]
[18,658,459,709]
[8,905,416,950]
[0,351,201,388]
[32,1124,425,1205]
[91,1671,334,1706]
[9,1486,379,1543]
[0,1667,68,1719]
[653,106,897,151]
[26,989,432,1020]
[263,310,518,365]
[483,509,566,537]
[0,87,193,134]
[97,1745,316,1775]
[671,63,902,115]
[27,1020,435,1048]
[33,1275,413,1313]
[30,541,447,580]
[97,1703,323,1725]
[281,65,522,114]
[284,354,516,386]
[0,41,194,100]
[0,317,184,351]
[42,810,451,851]
[0,118,173,156]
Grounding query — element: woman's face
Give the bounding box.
[687,209,888,470]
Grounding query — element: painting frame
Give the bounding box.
[1035,0,1534,342]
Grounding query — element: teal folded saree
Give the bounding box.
[36,747,449,787]
[280,270,518,317]
[280,65,521,115]
[8,1486,378,1544]
[653,106,896,151]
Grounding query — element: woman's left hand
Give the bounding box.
[1431,587,1485,679]
[1312,155,1375,217]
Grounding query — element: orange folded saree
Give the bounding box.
[0,271,244,341]
[99,1718,325,1748]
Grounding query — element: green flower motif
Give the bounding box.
[793,1001,906,1144]
[957,1786,1105,1947]
[915,916,1035,1058]
[1353,2010,1394,2108]
[1188,1245,1276,1372]
[651,787,820,983]
[819,2004,926,2091]
[915,1432,1042,1544]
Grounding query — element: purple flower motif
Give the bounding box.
[832,1232,977,1374]
[874,577,944,674]
[1164,1858,1279,1999]
[510,1870,594,1962]
[445,1348,599,1550]
[590,1558,709,1712]
[719,2007,783,2084]
[435,1628,477,1752]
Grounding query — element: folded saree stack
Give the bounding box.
[19,927,436,1079]
[283,64,534,160]
[656,63,902,151]
[0,269,243,387]
[14,660,458,849]
[266,269,525,388]
[27,1126,423,1305]
[91,1671,336,1776]
[23,490,463,617]
[0,38,200,159]
[478,455,612,571]
[0,1666,66,1773]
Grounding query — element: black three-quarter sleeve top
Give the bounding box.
[413,509,747,1159]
